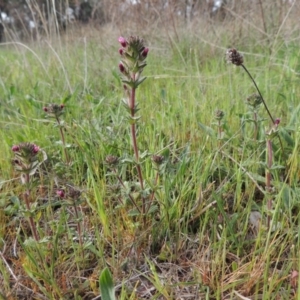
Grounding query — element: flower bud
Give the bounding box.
[118,36,127,48]
[141,47,149,58]
[56,190,65,198]
[274,118,280,126]
[12,145,20,152]
[119,63,125,73]
[33,145,39,154]
[119,48,124,56]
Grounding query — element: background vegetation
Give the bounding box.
[0,1,300,299]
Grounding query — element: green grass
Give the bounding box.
[0,24,300,300]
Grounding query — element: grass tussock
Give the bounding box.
[1,5,300,299]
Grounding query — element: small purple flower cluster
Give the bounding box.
[118,36,149,89]
[11,142,40,174]
[43,103,65,119]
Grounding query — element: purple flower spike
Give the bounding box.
[118,36,148,88]
[118,36,127,48]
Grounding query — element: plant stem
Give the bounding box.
[73,201,84,259]
[147,171,160,212]
[253,111,258,141]
[218,119,223,148]
[56,116,70,164]
[24,174,39,241]
[129,76,145,215]
[242,64,284,154]
[113,168,142,214]
[241,64,275,124]
[266,138,273,229]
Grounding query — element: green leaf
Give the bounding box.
[99,267,115,300]
[126,115,141,125]
[139,150,149,159]
[134,76,147,87]
[23,237,39,247]
[147,204,158,214]
[198,122,215,137]
[279,127,294,147]
[128,208,142,216]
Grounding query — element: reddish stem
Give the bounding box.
[129,75,145,215]
[24,174,39,241]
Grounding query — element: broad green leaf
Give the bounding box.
[99,267,115,300]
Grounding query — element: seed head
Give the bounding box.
[226,48,244,66]
[215,109,225,121]
[68,187,81,199]
[246,94,262,109]
[105,155,119,166]
[152,155,164,165]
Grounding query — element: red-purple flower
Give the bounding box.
[12,145,20,152]
[141,47,149,58]
[56,190,65,198]
[33,145,40,154]
[119,62,125,73]
[118,36,127,48]
[274,118,280,126]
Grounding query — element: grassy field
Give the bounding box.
[0,14,300,300]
